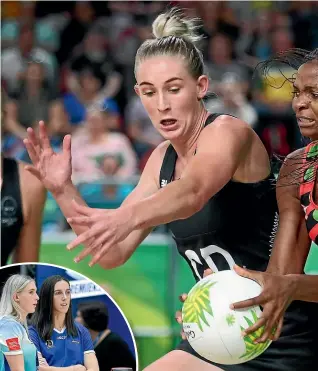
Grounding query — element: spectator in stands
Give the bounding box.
[235,11,273,67]
[251,28,300,155]
[252,28,295,115]
[63,67,120,130]
[3,61,61,160]
[76,301,136,371]
[199,2,240,57]
[125,95,164,162]
[1,1,60,53]
[71,107,137,183]
[56,1,95,65]
[67,28,122,101]
[47,104,73,152]
[289,1,318,50]
[205,73,258,127]
[1,22,57,94]
[205,33,249,97]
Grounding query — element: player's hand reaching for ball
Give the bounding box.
[230,264,294,343]
[66,200,135,266]
[24,121,72,195]
[175,269,214,340]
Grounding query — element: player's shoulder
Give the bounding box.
[152,140,171,160]
[199,114,253,150]
[282,147,306,171]
[202,114,252,138]
[0,316,23,332]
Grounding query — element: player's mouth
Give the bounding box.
[160,118,178,131]
[297,116,316,127]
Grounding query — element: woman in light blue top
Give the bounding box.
[0,274,39,371]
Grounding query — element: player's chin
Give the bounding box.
[29,305,37,313]
[159,127,182,140]
[298,124,318,140]
[59,305,69,313]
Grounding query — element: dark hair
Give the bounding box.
[255,47,318,89]
[78,301,109,332]
[30,275,78,341]
[256,48,318,187]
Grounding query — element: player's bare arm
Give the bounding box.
[13,162,46,263]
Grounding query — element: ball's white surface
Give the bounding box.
[182,270,271,365]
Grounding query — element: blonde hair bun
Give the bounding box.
[152,8,202,44]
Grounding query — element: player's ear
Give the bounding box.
[13,293,19,303]
[134,84,141,97]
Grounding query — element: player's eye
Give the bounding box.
[142,90,155,96]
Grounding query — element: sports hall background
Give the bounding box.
[1,1,318,369]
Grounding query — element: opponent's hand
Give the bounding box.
[230,265,294,343]
[23,121,72,194]
[175,269,214,340]
[66,201,134,266]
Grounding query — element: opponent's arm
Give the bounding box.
[13,164,47,263]
[231,150,313,341]
[128,116,253,230]
[267,150,311,275]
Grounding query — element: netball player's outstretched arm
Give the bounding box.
[24,120,159,268]
[231,150,313,342]
[67,117,253,265]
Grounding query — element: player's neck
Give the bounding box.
[18,310,27,322]
[53,313,66,331]
[171,107,209,161]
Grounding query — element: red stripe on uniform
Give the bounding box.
[306,203,316,215]
[300,182,314,197]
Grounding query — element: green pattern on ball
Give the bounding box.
[182,280,216,331]
[240,310,271,361]
[226,314,236,327]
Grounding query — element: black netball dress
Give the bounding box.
[1,157,24,265]
[159,114,318,370]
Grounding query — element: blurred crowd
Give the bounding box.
[1,1,318,226]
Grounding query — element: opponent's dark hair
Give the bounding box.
[78,301,109,332]
[30,275,78,341]
[255,48,318,187]
[255,47,318,90]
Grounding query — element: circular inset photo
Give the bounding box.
[0,263,137,371]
